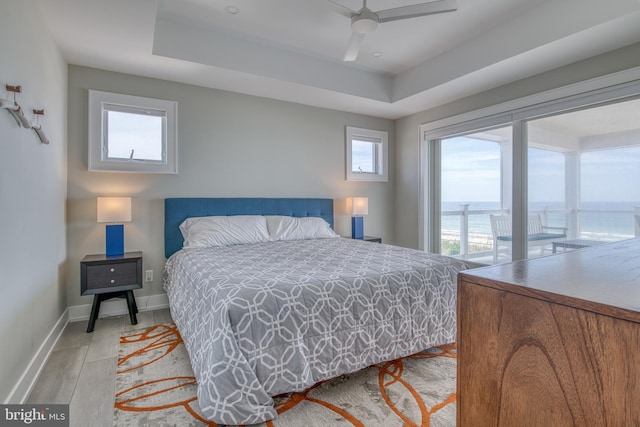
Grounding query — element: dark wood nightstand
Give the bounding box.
[81,251,142,333]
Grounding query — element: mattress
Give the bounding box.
[163,237,471,424]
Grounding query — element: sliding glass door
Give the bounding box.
[439,126,512,262]
[425,94,640,265]
[527,98,640,254]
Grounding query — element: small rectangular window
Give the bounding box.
[346,127,388,182]
[89,90,177,174]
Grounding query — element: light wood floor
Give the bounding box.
[26,308,173,427]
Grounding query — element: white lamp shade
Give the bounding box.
[97,197,132,223]
[351,197,369,215]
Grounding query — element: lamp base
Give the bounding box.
[105,224,124,256]
[351,216,364,239]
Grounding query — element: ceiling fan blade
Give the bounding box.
[327,0,358,18]
[343,32,365,61]
[377,0,457,23]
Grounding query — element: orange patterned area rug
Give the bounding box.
[114,323,457,427]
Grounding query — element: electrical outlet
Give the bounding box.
[145,270,153,283]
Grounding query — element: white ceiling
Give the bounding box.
[472,97,640,150]
[35,0,640,119]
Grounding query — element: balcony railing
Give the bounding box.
[441,204,640,262]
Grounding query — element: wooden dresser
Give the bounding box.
[457,238,640,426]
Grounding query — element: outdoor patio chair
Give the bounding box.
[490,214,568,262]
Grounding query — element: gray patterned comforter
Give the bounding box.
[163,237,471,425]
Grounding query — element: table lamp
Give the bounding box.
[97,197,132,256]
[350,197,368,239]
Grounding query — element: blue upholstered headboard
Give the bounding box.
[164,198,334,258]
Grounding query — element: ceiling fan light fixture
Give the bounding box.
[351,9,378,33]
[334,0,457,62]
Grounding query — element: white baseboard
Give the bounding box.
[4,308,69,404]
[68,293,169,322]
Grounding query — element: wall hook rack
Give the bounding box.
[31,109,49,144]
[0,85,31,128]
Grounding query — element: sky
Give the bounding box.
[441,136,501,203]
[441,135,640,207]
[351,139,375,173]
[107,111,163,161]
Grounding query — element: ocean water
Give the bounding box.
[441,201,639,238]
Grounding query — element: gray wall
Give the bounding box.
[0,1,68,402]
[67,66,394,309]
[394,42,640,250]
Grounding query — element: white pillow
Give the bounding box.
[180,215,270,248]
[266,216,338,241]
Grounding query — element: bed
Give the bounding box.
[163,197,473,425]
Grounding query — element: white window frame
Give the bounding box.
[346,126,388,182]
[88,90,178,174]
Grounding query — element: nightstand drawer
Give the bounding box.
[81,252,143,296]
[86,262,138,289]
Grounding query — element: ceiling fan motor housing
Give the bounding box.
[351,8,378,33]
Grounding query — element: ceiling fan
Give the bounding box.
[329,0,457,61]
